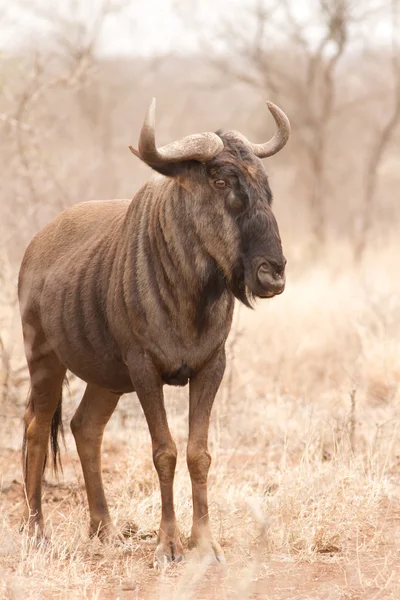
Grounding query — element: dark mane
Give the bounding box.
[195,259,228,333]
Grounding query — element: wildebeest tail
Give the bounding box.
[22,387,65,480]
[49,390,64,475]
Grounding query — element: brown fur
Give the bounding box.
[18,134,286,565]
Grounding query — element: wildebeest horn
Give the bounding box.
[129,98,224,163]
[230,102,290,158]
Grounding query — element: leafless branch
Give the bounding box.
[354,0,400,259]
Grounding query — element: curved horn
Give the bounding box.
[129,98,224,164]
[230,102,290,158]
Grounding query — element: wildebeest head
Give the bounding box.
[129,99,290,307]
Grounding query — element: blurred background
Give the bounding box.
[0,0,399,447]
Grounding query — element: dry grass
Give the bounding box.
[1,239,400,599]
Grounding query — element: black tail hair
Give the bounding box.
[22,388,65,481]
[49,391,64,475]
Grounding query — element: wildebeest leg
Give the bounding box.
[128,359,183,567]
[187,346,226,562]
[70,384,120,539]
[22,337,66,536]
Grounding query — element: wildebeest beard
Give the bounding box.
[194,209,263,316]
[199,255,253,314]
[194,255,252,335]
[229,260,254,308]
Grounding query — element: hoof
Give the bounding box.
[20,526,50,549]
[121,521,138,539]
[20,516,46,541]
[189,537,226,565]
[214,553,226,564]
[90,522,127,547]
[154,540,185,570]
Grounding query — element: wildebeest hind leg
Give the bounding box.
[22,336,66,537]
[70,383,120,540]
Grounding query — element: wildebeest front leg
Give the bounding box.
[127,357,183,567]
[187,346,226,563]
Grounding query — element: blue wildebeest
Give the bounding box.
[19,98,290,566]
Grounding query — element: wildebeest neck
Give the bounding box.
[122,178,231,338]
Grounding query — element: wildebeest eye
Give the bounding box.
[214,179,227,189]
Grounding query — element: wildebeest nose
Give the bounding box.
[257,261,286,295]
[268,256,287,276]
